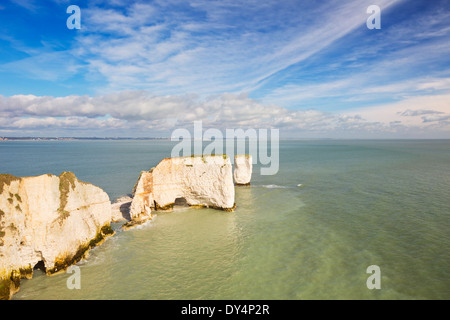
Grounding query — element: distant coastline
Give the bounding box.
[0,137,170,141]
[0,137,449,142]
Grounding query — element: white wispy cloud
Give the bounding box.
[67,0,401,95]
[8,0,37,11]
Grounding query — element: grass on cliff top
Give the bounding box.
[166,154,230,160]
[189,154,228,159]
[0,174,20,194]
[57,171,95,223]
[188,154,229,163]
[1,171,91,223]
[0,210,5,245]
[58,172,77,218]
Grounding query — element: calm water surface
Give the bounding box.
[1,140,449,299]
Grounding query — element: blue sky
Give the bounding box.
[0,0,449,137]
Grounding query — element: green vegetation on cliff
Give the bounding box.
[0,174,20,194]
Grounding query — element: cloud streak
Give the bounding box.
[65,0,401,95]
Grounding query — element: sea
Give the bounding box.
[0,139,449,300]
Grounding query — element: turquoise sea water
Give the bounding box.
[1,140,449,299]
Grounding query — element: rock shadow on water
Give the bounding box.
[119,201,132,221]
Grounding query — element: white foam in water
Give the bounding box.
[129,215,157,230]
[259,184,303,188]
[260,184,289,189]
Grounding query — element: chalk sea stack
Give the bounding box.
[129,155,236,225]
[0,172,113,300]
[234,155,252,186]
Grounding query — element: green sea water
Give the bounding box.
[1,140,449,299]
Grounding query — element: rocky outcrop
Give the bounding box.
[111,196,132,223]
[0,172,113,300]
[234,155,252,185]
[129,155,235,224]
[127,171,154,228]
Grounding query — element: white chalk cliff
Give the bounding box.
[0,172,113,300]
[1,154,252,298]
[130,155,235,222]
[234,155,252,185]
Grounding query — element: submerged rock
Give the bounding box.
[234,155,252,186]
[0,172,113,300]
[129,155,236,225]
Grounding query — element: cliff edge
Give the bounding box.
[0,172,113,300]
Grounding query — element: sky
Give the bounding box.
[0,0,449,138]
